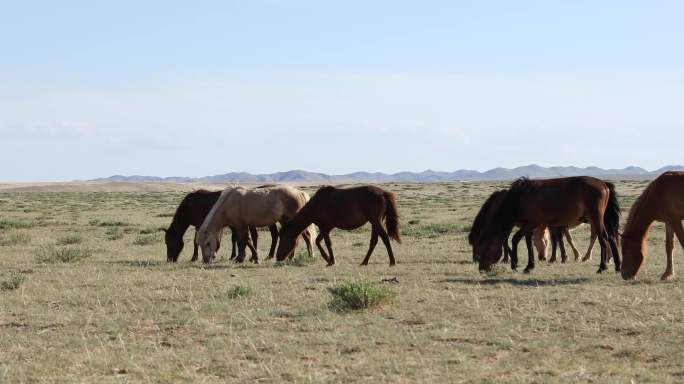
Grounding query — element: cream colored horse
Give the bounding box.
[197,185,316,263]
[538,223,598,262]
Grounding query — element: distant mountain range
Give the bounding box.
[90,165,684,183]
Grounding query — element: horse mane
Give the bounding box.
[479,177,533,241]
[199,187,242,233]
[468,190,507,245]
[624,179,655,236]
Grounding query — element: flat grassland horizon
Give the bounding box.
[1,181,682,383]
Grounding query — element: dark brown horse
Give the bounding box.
[275,185,401,266]
[163,190,278,262]
[469,190,550,263]
[476,177,620,274]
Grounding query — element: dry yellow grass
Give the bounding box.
[0,181,682,383]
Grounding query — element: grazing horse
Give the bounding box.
[476,177,620,274]
[163,189,277,262]
[275,185,401,266]
[197,185,316,263]
[621,172,684,280]
[469,190,595,263]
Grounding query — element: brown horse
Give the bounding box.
[476,177,620,274]
[469,190,593,264]
[275,185,401,266]
[197,185,317,263]
[621,172,684,280]
[163,190,277,262]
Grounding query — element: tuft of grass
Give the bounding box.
[34,245,93,264]
[133,234,158,246]
[287,251,317,266]
[139,227,163,235]
[0,219,33,230]
[1,272,27,291]
[328,280,396,312]
[0,232,31,246]
[227,285,254,299]
[105,228,124,241]
[98,220,131,227]
[57,234,83,245]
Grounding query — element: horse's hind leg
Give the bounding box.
[559,231,567,263]
[360,226,379,266]
[564,229,581,261]
[582,232,597,262]
[377,225,396,266]
[267,224,279,259]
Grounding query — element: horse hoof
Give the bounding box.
[523,269,533,274]
[389,262,396,267]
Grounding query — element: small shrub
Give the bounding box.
[0,232,31,246]
[0,219,32,230]
[57,234,83,245]
[133,234,158,246]
[227,285,254,299]
[99,220,130,227]
[105,228,124,241]
[1,272,27,291]
[138,227,162,235]
[34,245,93,263]
[328,280,396,312]
[287,251,317,266]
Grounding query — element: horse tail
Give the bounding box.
[604,181,620,240]
[383,191,401,243]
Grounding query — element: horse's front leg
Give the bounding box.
[510,229,528,271]
[234,227,249,263]
[315,232,330,264]
[523,232,535,273]
[662,224,675,280]
[267,224,279,259]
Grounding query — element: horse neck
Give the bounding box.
[623,195,657,249]
[287,203,316,234]
[168,215,190,238]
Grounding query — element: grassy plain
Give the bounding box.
[1,181,683,383]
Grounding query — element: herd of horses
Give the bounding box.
[163,171,684,281]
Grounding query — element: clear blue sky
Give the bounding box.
[1,1,683,181]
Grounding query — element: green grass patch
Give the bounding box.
[287,251,317,266]
[227,285,254,299]
[1,272,27,291]
[328,280,396,312]
[56,234,83,245]
[105,228,124,241]
[0,232,31,246]
[133,234,158,246]
[98,220,131,227]
[0,219,33,229]
[34,245,93,263]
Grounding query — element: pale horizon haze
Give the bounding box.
[1,1,683,181]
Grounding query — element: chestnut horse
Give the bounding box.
[163,189,277,262]
[197,185,316,263]
[275,185,401,266]
[621,172,684,280]
[476,177,620,274]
